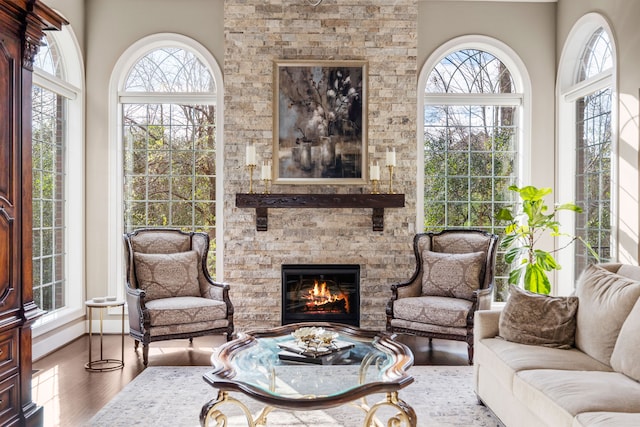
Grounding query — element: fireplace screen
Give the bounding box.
[282,264,360,327]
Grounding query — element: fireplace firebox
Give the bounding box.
[282,264,360,327]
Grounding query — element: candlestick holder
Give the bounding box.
[247,164,256,194]
[262,178,271,194]
[371,179,380,194]
[387,165,395,194]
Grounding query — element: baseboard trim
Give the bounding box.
[33,322,86,361]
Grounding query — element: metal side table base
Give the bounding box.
[85,299,125,372]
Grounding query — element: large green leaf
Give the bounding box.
[534,249,559,271]
[556,202,582,213]
[504,246,526,264]
[500,233,519,249]
[495,207,514,221]
[518,185,552,201]
[508,266,524,286]
[524,264,551,294]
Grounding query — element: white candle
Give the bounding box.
[386,148,396,167]
[370,162,380,180]
[261,161,271,180]
[246,144,256,166]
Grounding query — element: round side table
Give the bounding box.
[85,299,125,372]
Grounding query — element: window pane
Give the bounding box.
[32,77,66,314]
[426,49,514,94]
[574,87,612,276]
[124,47,215,93]
[34,35,64,78]
[577,28,613,82]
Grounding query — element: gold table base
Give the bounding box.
[200,389,416,427]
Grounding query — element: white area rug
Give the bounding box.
[89,365,503,426]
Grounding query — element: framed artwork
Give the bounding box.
[273,60,368,184]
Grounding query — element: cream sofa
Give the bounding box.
[474,263,640,427]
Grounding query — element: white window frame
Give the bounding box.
[107,33,224,301]
[32,25,85,339]
[556,13,618,295]
[417,35,532,232]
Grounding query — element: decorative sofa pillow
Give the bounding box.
[610,298,640,382]
[134,250,201,301]
[421,250,484,300]
[499,285,578,349]
[575,264,640,366]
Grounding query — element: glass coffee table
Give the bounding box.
[200,322,416,427]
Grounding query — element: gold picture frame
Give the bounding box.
[273,59,368,184]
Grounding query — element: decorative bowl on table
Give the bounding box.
[291,327,338,352]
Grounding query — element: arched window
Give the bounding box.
[419,37,530,301]
[32,26,84,328]
[109,34,223,296]
[557,14,615,293]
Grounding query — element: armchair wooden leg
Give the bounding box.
[143,344,149,366]
[134,340,139,351]
[467,344,474,365]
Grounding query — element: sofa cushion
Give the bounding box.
[134,250,201,301]
[146,296,228,326]
[499,285,578,349]
[574,412,640,427]
[610,298,640,382]
[393,295,473,328]
[477,338,612,393]
[575,264,640,366]
[514,370,640,425]
[421,250,484,300]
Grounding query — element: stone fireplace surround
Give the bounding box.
[223,0,418,331]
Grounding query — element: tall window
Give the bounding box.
[118,37,220,273]
[557,14,616,294]
[574,28,613,275]
[33,35,65,313]
[32,28,83,322]
[420,41,527,302]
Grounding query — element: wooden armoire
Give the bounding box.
[0,1,66,425]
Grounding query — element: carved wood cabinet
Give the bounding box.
[0,1,66,425]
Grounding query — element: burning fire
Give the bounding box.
[305,280,350,312]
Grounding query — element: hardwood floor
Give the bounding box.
[32,333,468,427]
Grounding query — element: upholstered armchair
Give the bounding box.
[123,228,234,365]
[386,229,498,364]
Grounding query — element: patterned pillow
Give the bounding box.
[499,285,579,349]
[421,250,484,300]
[134,250,201,301]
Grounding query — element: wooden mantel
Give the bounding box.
[236,193,405,231]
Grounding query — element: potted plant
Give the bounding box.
[496,185,598,294]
